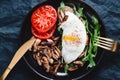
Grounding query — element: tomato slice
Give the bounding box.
[32,25,56,39]
[31,5,57,33]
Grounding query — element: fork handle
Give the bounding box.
[0,37,36,80]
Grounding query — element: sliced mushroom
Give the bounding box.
[35,39,41,45]
[40,41,47,46]
[63,15,68,22]
[49,58,54,64]
[86,33,89,45]
[54,49,61,58]
[68,65,78,71]
[47,39,54,43]
[33,39,41,52]
[46,48,52,58]
[41,56,50,72]
[53,36,60,41]
[50,62,61,75]
[35,54,42,66]
[64,6,74,13]
[44,51,54,64]
[53,62,61,74]
[73,61,84,67]
[52,52,59,60]
[46,39,55,46]
[58,7,65,22]
[54,46,61,55]
[43,48,48,54]
[79,50,87,58]
[58,6,74,22]
[79,17,85,25]
[51,48,60,60]
[45,56,54,64]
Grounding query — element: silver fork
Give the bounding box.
[94,37,120,52]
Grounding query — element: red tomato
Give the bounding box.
[31,5,57,33]
[32,25,56,39]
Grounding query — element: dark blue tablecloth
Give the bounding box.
[0,0,120,80]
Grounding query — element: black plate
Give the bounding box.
[21,0,105,80]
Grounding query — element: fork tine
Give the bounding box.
[97,37,114,42]
[94,43,111,51]
[95,38,113,45]
[95,37,113,48]
[95,36,119,52]
[94,36,114,51]
[96,41,112,48]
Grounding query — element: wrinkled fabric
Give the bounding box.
[0,0,120,80]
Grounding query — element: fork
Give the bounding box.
[94,36,120,52]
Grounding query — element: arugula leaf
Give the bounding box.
[85,20,93,36]
[60,1,65,12]
[92,15,99,25]
[64,64,69,73]
[78,8,84,17]
[74,6,83,18]
[57,27,63,34]
[81,14,101,67]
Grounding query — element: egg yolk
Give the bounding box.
[62,35,79,41]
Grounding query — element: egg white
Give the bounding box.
[60,11,87,63]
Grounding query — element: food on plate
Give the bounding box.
[29,1,101,75]
[31,5,57,39]
[30,37,61,73]
[60,11,87,63]
[32,25,56,39]
[57,6,74,22]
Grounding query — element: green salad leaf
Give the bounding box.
[59,1,65,13]
[81,14,101,67]
[64,64,69,73]
[57,27,63,34]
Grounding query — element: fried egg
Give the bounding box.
[60,11,87,63]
